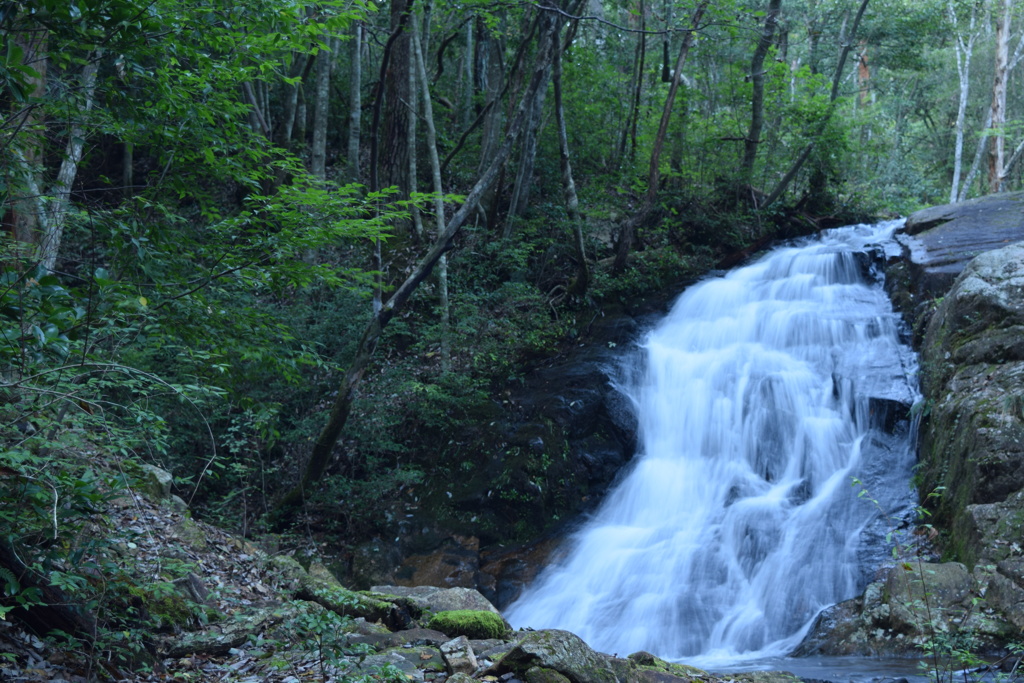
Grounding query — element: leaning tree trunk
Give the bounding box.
[276,8,563,512]
[504,9,556,234]
[613,0,708,273]
[413,8,451,369]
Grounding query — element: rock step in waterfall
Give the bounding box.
[505,221,920,667]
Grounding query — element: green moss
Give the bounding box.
[426,609,509,639]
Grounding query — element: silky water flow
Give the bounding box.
[505,221,920,668]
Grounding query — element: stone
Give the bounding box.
[496,629,619,683]
[898,192,1024,299]
[440,635,478,675]
[916,242,1024,570]
[427,609,511,639]
[137,464,173,500]
[370,585,501,615]
[885,562,972,633]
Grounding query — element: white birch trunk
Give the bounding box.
[948,0,980,203]
[40,55,99,273]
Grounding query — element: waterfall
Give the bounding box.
[505,221,919,667]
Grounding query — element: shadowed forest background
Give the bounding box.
[1,0,1023,666]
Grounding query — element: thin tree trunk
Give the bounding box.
[613,1,708,273]
[276,11,561,511]
[553,21,589,297]
[989,0,1011,192]
[505,9,556,233]
[741,0,782,187]
[948,0,979,203]
[310,37,332,178]
[408,30,423,240]
[960,107,993,201]
[347,23,362,182]
[413,9,451,369]
[40,55,99,273]
[619,0,646,164]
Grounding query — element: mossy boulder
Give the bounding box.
[427,609,510,639]
[495,629,619,683]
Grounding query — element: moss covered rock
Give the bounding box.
[427,609,510,639]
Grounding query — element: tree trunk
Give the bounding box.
[619,0,646,164]
[613,0,708,273]
[504,9,556,233]
[381,0,413,201]
[740,0,782,188]
[989,0,1011,193]
[408,28,423,240]
[347,24,363,182]
[310,36,332,179]
[413,9,451,369]
[948,0,979,203]
[276,10,562,511]
[40,54,99,273]
[553,20,590,297]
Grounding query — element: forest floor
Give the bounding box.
[0,481,384,682]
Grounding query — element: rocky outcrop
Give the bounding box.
[807,196,1024,657]
[915,241,1024,569]
[795,562,1011,656]
[897,191,1024,300]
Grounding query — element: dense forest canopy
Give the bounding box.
[2,0,1024,665]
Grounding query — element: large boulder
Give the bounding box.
[494,629,624,683]
[916,241,1024,568]
[794,562,1007,656]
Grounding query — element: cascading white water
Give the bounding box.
[505,221,919,667]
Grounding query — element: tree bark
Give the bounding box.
[310,37,332,179]
[347,23,363,182]
[740,0,782,187]
[989,0,1011,193]
[276,9,562,511]
[613,0,708,273]
[381,0,413,202]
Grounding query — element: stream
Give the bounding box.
[505,221,921,673]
